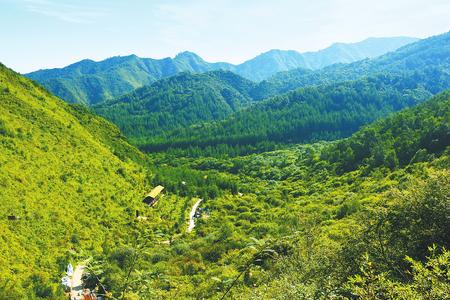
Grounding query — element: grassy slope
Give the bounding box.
[0,63,151,297]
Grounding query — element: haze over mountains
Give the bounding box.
[256,32,450,98]
[232,37,419,80]
[26,36,417,105]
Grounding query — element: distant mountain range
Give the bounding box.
[233,37,419,80]
[26,36,418,105]
[157,32,448,152]
[254,31,450,99]
[92,31,448,151]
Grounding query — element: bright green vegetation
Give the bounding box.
[79,91,449,299]
[323,91,450,172]
[0,63,247,298]
[0,63,154,298]
[25,37,417,105]
[93,71,257,140]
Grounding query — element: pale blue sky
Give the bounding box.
[1,0,449,73]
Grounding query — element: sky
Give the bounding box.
[0,0,449,73]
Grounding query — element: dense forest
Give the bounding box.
[139,69,449,153]
[94,71,257,138]
[2,59,448,298]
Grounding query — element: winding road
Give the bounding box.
[187,198,202,233]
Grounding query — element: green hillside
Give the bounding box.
[0,63,153,298]
[0,63,250,299]
[93,71,257,141]
[323,91,450,172]
[90,33,445,153]
[1,60,448,299]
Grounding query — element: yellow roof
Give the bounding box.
[147,185,164,198]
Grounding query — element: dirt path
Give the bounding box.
[187,198,202,233]
[70,264,85,300]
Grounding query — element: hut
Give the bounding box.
[143,185,164,207]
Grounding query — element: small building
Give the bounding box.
[143,185,164,207]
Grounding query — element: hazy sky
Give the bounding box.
[1,0,449,73]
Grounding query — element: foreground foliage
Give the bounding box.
[0,64,152,298]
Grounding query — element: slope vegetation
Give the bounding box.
[90,33,446,153]
[94,71,257,142]
[129,32,449,153]
[0,63,150,298]
[26,52,233,105]
[142,69,449,153]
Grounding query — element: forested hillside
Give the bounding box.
[322,91,450,172]
[140,69,449,153]
[25,37,416,105]
[0,63,152,298]
[4,0,449,298]
[1,63,448,299]
[90,91,449,298]
[93,71,257,139]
